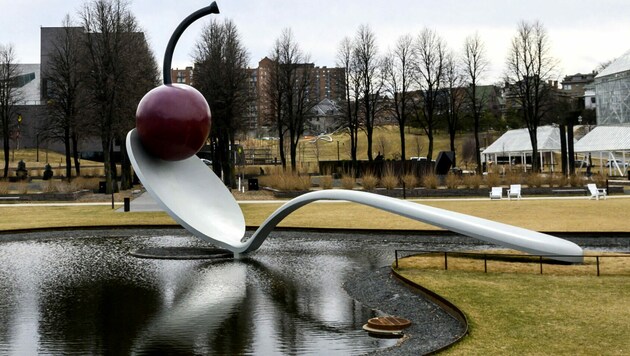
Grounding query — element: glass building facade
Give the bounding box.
[595,49,630,125]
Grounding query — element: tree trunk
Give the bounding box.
[400,125,406,162]
[64,125,72,180]
[366,125,374,162]
[120,137,132,190]
[72,132,80,176]
[474,116,482,174]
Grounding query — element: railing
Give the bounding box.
[394,249,630,277]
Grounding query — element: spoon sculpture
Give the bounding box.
[127,2,583,263]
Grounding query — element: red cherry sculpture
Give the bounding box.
[136,84,211,161]
[135,2,219,161]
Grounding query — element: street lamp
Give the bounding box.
[16,113,22,150]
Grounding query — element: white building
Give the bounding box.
[595,49,630,125]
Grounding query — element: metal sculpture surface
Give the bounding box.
[127,2,583,263]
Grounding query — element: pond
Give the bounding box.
[0,229,625,355]
[0,230,433,354]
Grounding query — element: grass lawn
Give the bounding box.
[1,196,630,232]
[395,255,630,355]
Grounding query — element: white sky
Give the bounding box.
[1,0,629,84]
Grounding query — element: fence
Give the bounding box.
[394,250,630,276]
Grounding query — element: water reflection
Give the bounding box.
[0,232,407,355]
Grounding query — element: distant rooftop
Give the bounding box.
[596,49,630,78]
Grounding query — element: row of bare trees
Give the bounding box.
[335,20,560,173]
[0,45,20,178]
[0,0,159,192]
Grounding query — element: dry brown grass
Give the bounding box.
[462,174,482,189]
[422,174,438,189]
[0,181,9,194]
[319,175,333,189]
[258,170,311,191]
[340,172,356,190]
[401,173,418,188]
[70,177,100,191]
[238,197,630,233]
[525,173,544,187]
[444,174,461,189]
[360,171,378,191]
[484,172,501,187]
[380,166,399,189]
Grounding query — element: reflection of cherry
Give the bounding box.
[136,2,219,161]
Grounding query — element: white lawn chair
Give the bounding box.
[587,183,606,200]
[490,187,503,200]
[507,184,522,200]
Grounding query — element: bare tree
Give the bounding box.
[0,44,20,178]
[383,34,415,162]
[194,18,249,187]
[336,36,360,163]
[462,33,489,173]
[354,24,383,162]
[268,28,314,171]
[505,21,558,172]
[79,0,154,193]
[412,28,446,161]
[43,15,87,179]
[443,51,465,166]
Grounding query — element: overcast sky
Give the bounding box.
[1,0,629,83]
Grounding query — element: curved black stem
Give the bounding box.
[163,2,219,84]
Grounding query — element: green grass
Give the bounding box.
[396,264,630,355]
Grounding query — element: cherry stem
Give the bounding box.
[163,2,219,85]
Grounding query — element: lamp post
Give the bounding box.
[16,113,22,150]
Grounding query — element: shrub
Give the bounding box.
[380,167,399,189]
[484,173,501,188]
[258,170,311,191]
[42,181,59,193]
[70,177,100,191]
[340,172,355,190]
[463,174,482,189]
[566,174,583,187]
[401,173,417,189]
[525,173,543,188]
[0,181,9,194]
[16,182,28,194]
[360,171,378,191]
[591,174,607,187]
[422,174,438,189]
[319,175,333,190]
[554,174,569,187]
[444,174,461,189]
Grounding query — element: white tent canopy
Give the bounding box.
[574,125,630,175]
[482,126,562,171]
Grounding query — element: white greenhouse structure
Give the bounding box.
[574,125,630,176]
[481,126,563,171]
[595,49,630,125]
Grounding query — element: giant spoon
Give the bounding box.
[126,2,583,263]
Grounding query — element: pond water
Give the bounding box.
[0,229,625,355]
[0,230,452,355]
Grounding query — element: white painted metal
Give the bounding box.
[126,129,246,251]
[127,129,583,263]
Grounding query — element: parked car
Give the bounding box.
[605,159,628,168]
[201,158,212,166]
